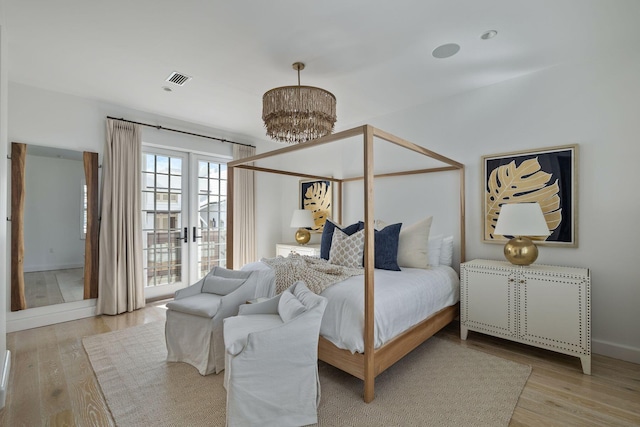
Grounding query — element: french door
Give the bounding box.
[141,148,227,299]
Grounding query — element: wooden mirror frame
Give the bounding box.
[10,142,99,311]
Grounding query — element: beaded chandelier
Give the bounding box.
[262,62,336,144]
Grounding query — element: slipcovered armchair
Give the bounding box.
[165,266,275,375]
[223,281,328,427]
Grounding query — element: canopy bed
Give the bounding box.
[226,125,465,402]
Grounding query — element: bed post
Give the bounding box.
[363,125,375,403]
[227,165,235,269]
[459,166,466,263]
[335,180,343,225]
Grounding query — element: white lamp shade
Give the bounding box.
[494,203,550,237]
[290,209,314,228]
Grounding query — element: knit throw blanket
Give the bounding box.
[261,253,364,295]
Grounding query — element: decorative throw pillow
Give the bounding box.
[292,281,316,309]
[378,217,433,269]
[374,223,402,271]
[329,228,365,268]
[278,290,306,322]
[320,219,364,260]
[439,235,454,267]
[427,234,443,267]
[202,276,246,295]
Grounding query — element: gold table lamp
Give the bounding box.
[290,209,314,245]
[494,203,550,266]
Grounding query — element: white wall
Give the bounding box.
[364,54,640,363]
[23,155,85,272]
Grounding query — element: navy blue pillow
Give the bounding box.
[320,220,364,260]
[374,223,402,271]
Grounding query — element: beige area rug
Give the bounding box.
[83,321,531,427]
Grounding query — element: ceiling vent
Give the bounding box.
[165,71,192,86]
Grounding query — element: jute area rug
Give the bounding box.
[83,321,531,426]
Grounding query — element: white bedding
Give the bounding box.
[242,261,459,353]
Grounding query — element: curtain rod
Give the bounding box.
[106,116,255,148]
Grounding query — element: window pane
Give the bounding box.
[170,175,181,190]
[198,161,208,178]
[170,157,182,175]
[142,172,155,189]
[207,195,220,214]
[198,178,209,194]
[170,194,182,211]
[156,174,168,189]
[143,154,155,172]
[142,191,155,208]
[209,164,219,179]
[156,156,169,173]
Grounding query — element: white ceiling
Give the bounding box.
[5,0,640,144]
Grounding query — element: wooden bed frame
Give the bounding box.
[226,125,465,402]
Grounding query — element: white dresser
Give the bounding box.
[460,259,591,374]
[276,243,321,257]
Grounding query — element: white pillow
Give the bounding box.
[278,291,306,322]
[376,217,433,269]
[427,235,443,267]
[439,236,454,267]
[292,281,316,308]
[329,228,364,268]
[397,216,433,269]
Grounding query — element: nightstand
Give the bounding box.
[460,259,591,374]
[276,243,321,257]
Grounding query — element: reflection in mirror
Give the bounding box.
[11,143,99,311]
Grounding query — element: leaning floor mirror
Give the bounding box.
[11,142,99,311]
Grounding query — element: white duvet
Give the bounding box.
[242,261,459,353]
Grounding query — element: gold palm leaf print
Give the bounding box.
[303,182,331,232]
[486,157,561,240]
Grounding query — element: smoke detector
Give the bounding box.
[165,71,192,86]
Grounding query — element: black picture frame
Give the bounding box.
[482,145,578,247]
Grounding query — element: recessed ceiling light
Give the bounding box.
[162,86,173,92]
[481,30,498,40]
[432,43,460,59]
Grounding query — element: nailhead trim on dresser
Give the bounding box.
[460,259,591,374]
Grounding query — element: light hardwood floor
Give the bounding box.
[1,304,638,426]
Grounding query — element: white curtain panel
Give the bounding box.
[232,144,256,269]
[97,119,145,315]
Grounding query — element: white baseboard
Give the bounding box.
[23,263,84,273]
[0,350,10,409]
[7,299,97,333]
[593,338,640,364]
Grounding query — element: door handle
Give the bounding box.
[175,227,188,243]
[193,226,202,242]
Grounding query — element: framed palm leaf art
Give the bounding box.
[300,179,332,233]
[482,145,578,247]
